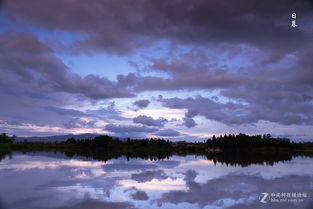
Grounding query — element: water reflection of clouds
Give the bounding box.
[0,158,105,171]
[0,154,312,209]
[131,170,168,183]
[158,174,313,209]
[119,178,187,191]
[52,200,135,209]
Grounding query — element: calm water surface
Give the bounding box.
[0,153,312,209]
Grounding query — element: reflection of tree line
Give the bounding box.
[0,151,11,161]
[1,133,313,167]
[207,152,293,167]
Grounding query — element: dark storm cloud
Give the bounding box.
[0,32,134,100]
[133,115,167,127]
[133,99,150,109]
[104,124,158,134]
[3,0,313,57]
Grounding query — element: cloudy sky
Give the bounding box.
[0,0,312,140]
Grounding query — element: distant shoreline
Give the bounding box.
[1,133,313,167]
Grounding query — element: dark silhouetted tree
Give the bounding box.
[0,133,15,143]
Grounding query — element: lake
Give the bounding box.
[0,152,312,209]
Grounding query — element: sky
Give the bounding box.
[0,0,313,141]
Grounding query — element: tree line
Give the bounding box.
[0,133,16,143]
[206,133,292,150]
[1,133,313,166]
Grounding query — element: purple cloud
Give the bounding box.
[64,118,96,129]
[44,106,85,116]
[0,32,134,100]
[131,191,149,201]
[155,129,180,137]
[3,0,312,58]
[182,117,197,128]
[104,124,158,134]
[133,99,150,109]
[133,115,168,127]
[131,170,167,183]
